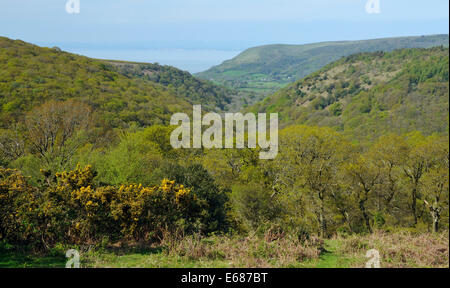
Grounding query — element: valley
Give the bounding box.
[0,35,448,269]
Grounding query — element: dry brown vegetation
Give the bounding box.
[159,231,323,268]
[335,230,449,268]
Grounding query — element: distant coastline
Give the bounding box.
[53,47,242,73]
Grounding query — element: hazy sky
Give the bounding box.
[1,0,448,72]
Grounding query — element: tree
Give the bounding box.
[344,155,381,233]
[369,135,408,211]
[422,137,449,232]
[91,130,163,186]
[25,100,93,170]
[276,126,350,237]
[403,133,435,225]
[0,126,25,165]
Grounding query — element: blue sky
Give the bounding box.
[0,0,448,72]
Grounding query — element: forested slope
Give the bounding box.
[104,60,234,111]
[249,47,449,142]
[0,37,230,128]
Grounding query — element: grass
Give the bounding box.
[1,231,448,268]
[304,239,362,268]
[83,250,231,268]
[0,250,66,268]
[0,245,358,268]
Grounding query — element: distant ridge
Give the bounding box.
[196,34,449,102]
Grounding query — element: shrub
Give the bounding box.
[0,168,40,248]
[1,165,203,250]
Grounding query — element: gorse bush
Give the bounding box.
[0,165,212,250]
[158,163,230,234]
[0,168,38,248]
[110,179,200,241]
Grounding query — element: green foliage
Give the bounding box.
[88,130,163,186]
[373,212,386,229]
[329,102,343,116]
[231,183,283,231]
